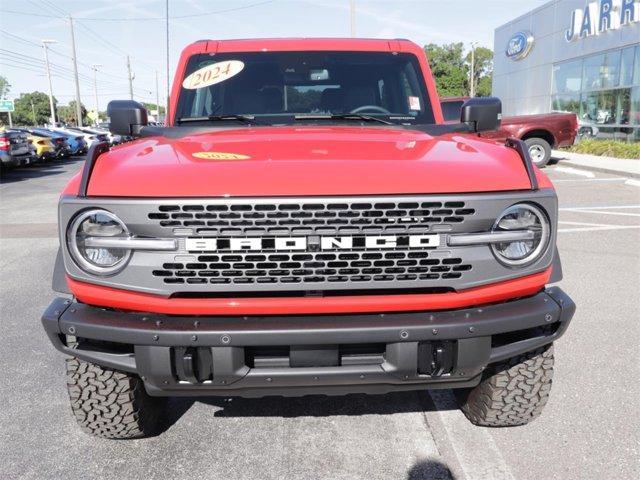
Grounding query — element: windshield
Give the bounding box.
[176,51,435,125]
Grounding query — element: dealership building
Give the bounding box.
[492,0,640,141]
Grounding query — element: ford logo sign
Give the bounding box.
[506,31,534,60]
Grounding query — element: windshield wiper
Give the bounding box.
[177,114,263,125]
[294,114,395,125]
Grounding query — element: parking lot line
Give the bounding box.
[558,220,621,227]
[551,178,627,183]
[552,166,595,178]
[559,205,640,210]
[624,179,640,187]
[558,225,640,233]
[427,391,515,480]
[562,209,640,217]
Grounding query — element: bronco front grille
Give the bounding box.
[60,191,558,295]
[152,250,472,286]
[148,200,475,236]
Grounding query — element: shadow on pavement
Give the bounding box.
[193,390,458,418]
[407,459,455,480]
[0,158,85,184]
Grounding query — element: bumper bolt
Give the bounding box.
[220,334,231,344]
[163,380,169,385]
[70,308,76,313]
[400,330,409,339]
[54,310,60,316]
[314,376,319,380]
[432,328,438,335]
[152,334,159,341]
[545,314,553,322]
[155,320,163,326]
[266,377,272,382]
[359,374,365,379]
[68,326,76,334]
[191,335,198,342]
[468,326,475,333]
[142,317,149,322]
[193,320,200,327]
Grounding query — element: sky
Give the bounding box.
[0,0,549,109]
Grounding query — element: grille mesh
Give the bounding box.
[148,201,475,236]
[152,251,472,286]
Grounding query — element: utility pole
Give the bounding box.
[165,0,170,122]
[31,100,36,125]
[92,64,102,126]
[350,0,356,37]
[42,39,57,126]
[7,111,12,128]
[155,70,160,123]
[469,41,478,97]
[126,55,134,100]
[69,16,83,127]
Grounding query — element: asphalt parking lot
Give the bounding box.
[1,157,638,480]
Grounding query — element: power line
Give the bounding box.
[2,0,275,21]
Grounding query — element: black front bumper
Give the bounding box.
[42,288,575,397]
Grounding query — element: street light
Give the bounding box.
[469,41,479,98]
[41,39,57,126]
[91,63,102,126]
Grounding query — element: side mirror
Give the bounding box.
[460,97,502,133]
[107,100,148,136]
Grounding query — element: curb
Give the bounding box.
[551,152,640,179]
[561,161,640,179]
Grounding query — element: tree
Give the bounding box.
[0,76,11,126]
[12,91,57,126]
[424,43,469,97]
[0,76,10,99]
[424,43,495,98]
[58,100,88,126]
[466,46,493,97]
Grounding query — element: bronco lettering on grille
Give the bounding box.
[185,235,440,252]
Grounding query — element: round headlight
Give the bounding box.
[491,203,550,267]
[67,209,131,275]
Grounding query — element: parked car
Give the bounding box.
[441,97,578,167]
[48,128,88,156]
[66,127,110,148]
[27,133,56,161]
[7,128,58,162]
[0,128,36,168]
[42,38,575,439]
[31,128,73,158]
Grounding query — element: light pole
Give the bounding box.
[42,39,57,126]
[350,0,356,37]
[92,63,102,126]
[469,41,478,97]
[31,100,36,125]
[69,16,83,127]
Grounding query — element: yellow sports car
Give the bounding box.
[28,134,56,161]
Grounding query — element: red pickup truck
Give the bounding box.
[42,38,574,439]
[441,96,578,167]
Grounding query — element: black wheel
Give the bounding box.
[524,137,552,168]
[66,357,166,439]
[457,344,554,427]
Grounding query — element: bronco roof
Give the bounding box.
[179,37,423,56]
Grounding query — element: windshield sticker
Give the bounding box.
[408,96,421,111]
[192,151,251,160]
[182,60,245,90]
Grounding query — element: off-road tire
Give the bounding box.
[66,357,165,439]
[524,137,552,168]
[457,344,554,427]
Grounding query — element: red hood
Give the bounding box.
[85,126,546,197]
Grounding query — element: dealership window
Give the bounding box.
[552,45,640,141]
[553,59,582,94]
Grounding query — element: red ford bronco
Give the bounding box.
[42,38,575,439]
